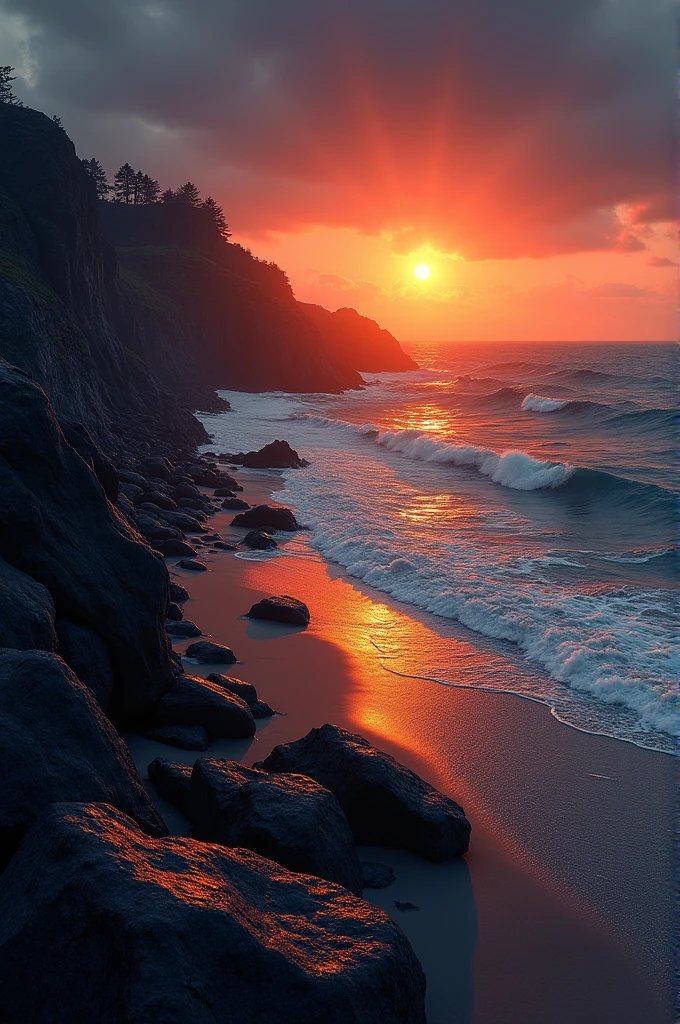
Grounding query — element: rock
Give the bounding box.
[176,558,208,571]
[185,640,236,665]
[161,511,207,533]
[136,490,178,511]
[0,365,174,716]
[0,557,56,652]
[169,581,190,603]
[214,473,241,492]
[247,595,310,626]
[55,619,114,710]
[213,540,238,550]
[166,602,183,621]
[221,497,249,510]
[0,650,166,865]
[255,724,471,861]
[119,469,149,488]
[187,465,221,487]
[362,862,396,889]
[165,619,202,638]
[140,456,172,481]
[191,759,364,895]
[119,480,143,500]
[152,538,197,557]
[206,674,276,718]
[147,726,209,752]
[251,699,276,718]
[150,675,256,738]
[232,504,298,532]
[214,487,235,497]
[229,440,309,469]
[177,497,211,511]
[59,420,119,502]
[0,803,427,1023]
[173,481,201,500]
[147,758,193,816]
[114,492,138,530]
[138,521,182,542]
[242,530,278,550]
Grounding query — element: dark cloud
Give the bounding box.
[1,0,674,259]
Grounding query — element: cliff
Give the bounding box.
[299,304,417,372]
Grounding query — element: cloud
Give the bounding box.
[0,0,674,259]
[647,255,677,267]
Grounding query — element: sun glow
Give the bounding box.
[414,263,431,280]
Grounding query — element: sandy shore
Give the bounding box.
[127,470,676,1024]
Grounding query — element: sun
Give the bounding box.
[414,263,431,280]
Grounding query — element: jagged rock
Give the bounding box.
[165,619,202,638]
[0,557,56,652]
[0,364,174,716]
[0,803,426,1023]
[56,619,114,710]
[136,491,177,511]
[247,595,310,626]
[206,674,276,718]
[232,504,298,532]
[169,581,190,603]
[59,420,119,502]
[147,758,193,816]
[222,497,249,510]
[185,641,236,665]
[191,759,364,895]
[0,650,166,865]
[251,699,276,718]
[362,862,396,889]
[242,530,278,550]
[229,440,309,469]
[152,538,197,557]
[176,558,208,571]
[147,726,209,752]
[150,675,256,738]
[255,724,471,862]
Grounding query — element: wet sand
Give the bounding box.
[127,471,676,1024]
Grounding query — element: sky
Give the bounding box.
[1,0,676,341]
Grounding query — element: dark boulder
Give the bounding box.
[213,540,238,550]
[152,538,197,557]
[59,420,119,502]
[147,758,193,817]
[136,491,177,511]
[222,497,249,510]
[247,595,310,626]
[162,511,207,533]
[166,601,183,621]
[173,481,201,500]
[229,440,309,469]
[176,558,208,571]
[251,699,276,719]
[0,650,166,865]
[56,619,114,710]
[150,675,256,738]
[185,640,236,665]
[165,619,202,638]
[242,530,278,550]
[0,364,174,715]
[140,456,172,481]
[177,497,211,511]
[169,581,190,603]
[0,803,427,1023]
[362,862,396,889]
[207,673,275,718]
[191,759,364,895]
[147,726,210,752]
[138,521,183,542]
[119,470,149,488]
[0,557,56,652]
[232,504,298,532]
[255,724,471,861]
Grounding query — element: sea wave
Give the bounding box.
[522,393,570,413]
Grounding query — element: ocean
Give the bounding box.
[198,341,678,754]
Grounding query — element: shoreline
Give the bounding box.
[127,468,676,1024]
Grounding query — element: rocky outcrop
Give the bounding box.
[0,557,56,652]
[299,303,418,372]
[0,650,166,865]
[0,803,427,1023]
[255,724,471,861]
[226,439,308,469]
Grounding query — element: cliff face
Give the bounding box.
[299,304,417,372]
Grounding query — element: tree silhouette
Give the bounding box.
[201,196,231,239]
[160,188,177,203]
[175,181,201,206]
[138,173,161,204]
[0,67,21,106]
[82,158,111,199]
[113,163,136,204]
[52,114,64,128]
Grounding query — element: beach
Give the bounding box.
[127,470,676,1024]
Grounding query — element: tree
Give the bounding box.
[0,66,21,106]
[175,181,201,206]
[135,171,161,205]
[113,163,136,204]
[201,196,231,240]
[161,188,177,203]
[81,158,111,199]
[52,114,64,128]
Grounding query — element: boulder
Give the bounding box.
[221,497,249,510]
[0,365,174,715]
[173,482,201,500]
[207,673,275,718]
[166,601,183,621]
[136,491,177,511]
[247,595,310,626]
[119,470,149,488]
[56,618,114,710]
[140,456,172,481]
[150,675,256,738]
[177,497,211,511]
[147,726,209,752]
[184,641,236,665]
[0,557,56,652]
[152,538,197,557]
[0,650,166,865]
[169,581,190,603]
[165,620,202,638]
[251,699,276,718]
[229,440,309,469]
[362,862,396,889]
[176,558,208,571]
[0,803,426,1023]
[255,724,471,861]
[59,420,119,502]
[159,511,207,533]
[232,504,298,532]
[147,758,193,817]
[191,759,364,895]
[242,530,278,550]
[138,522,182,543]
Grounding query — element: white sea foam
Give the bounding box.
[521,393,570,413]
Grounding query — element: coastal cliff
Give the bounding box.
[300,303,418,372]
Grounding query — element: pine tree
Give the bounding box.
[138,173,161,204]
[175,181,201,206]
[81,158,111,199]
[132,170,145,205]
[52,114,63,128]
[0,66,21,106]
[161,188,177,203]
[113,163,136,204]
[201,196,231,240]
